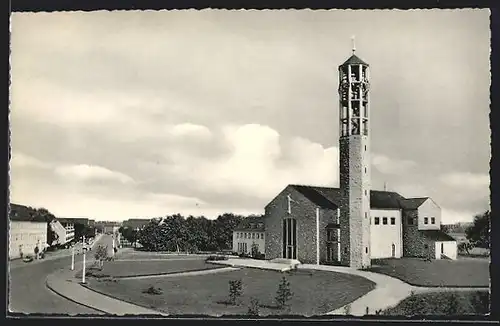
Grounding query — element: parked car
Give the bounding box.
[23,256,33,263]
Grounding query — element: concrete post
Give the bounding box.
[82,249,86,284]
[71,245,75,270]
[316,207,320,265]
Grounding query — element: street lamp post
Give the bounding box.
[71,245,75,270]
[82,235,86,284]
[112,235,115,257]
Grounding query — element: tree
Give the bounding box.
[251,242,260,258]
[213,213,246,250]
[228,279,243,305]
[275,276,293,310]
[94,245,109,269]
[247,297,260,316]
[466,211,490,249]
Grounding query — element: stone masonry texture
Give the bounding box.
[340,135,371,269]
[402,209,435,258]
[264,186,337,264]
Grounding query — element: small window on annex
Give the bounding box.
[431,217,435,224]
[390,217,396,225]
[424,217,429,225]
[374,217,380,225]
[383,217,388,225]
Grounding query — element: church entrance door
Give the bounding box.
[282,218,297,260]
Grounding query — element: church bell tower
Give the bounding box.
[338,38,371,269]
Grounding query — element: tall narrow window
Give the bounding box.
[431,217,435,224]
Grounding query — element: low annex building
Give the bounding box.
[264,185,457,265]
[232,216,266,256]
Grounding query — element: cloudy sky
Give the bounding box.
[10,9,490,222]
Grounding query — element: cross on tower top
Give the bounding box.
[351,35,356,54]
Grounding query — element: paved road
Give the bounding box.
[8,234,112,315]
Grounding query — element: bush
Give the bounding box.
[206,255,228,262]
[247,297,260,316]
[228,279,243,305]
[142,286,163,295]
[238,252,250,258]
[382,291,490,316]
[275,276,293,310]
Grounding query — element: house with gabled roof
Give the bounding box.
[232,215,265,256]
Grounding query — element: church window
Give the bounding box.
[408,217,414,225]
[365,247,368,254]
[431,217,435,224]
[391,217,396,225]
[261,233,265,240]
[424,217,428,224]
[374,217,380,225]
[383,217,388,225]
[365,212,367,218]
[365,190,367,196]
[344,247,348,254]
[252,233,255,239]
[365,167,367,174]
[365,145,367,151]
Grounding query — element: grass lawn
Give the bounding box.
[369,258,489,287]
[383,290,490,316]
[78,259,222,278]
[86,267,376,316]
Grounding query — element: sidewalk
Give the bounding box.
[46,259,168,316]
[210,258,295,272]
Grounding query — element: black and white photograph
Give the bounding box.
[8,8,491,317]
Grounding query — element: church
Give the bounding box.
[260,46,457,269]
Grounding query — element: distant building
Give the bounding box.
[9,204,48,259]
[232,216,265,256]
[53,218,76,243]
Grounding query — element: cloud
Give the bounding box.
[54,164,134,184]
[170,123,212,140]
[372,154,417,175]
[439,172,490,189]
[10,152,51,169]
[441,208,485,224]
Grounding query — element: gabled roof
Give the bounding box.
[234,215,265,232]
[400,197,428,210]
[292,185,339,210]
[420,230,456,242]
[289,185,406,210]
[341,54,369,66]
